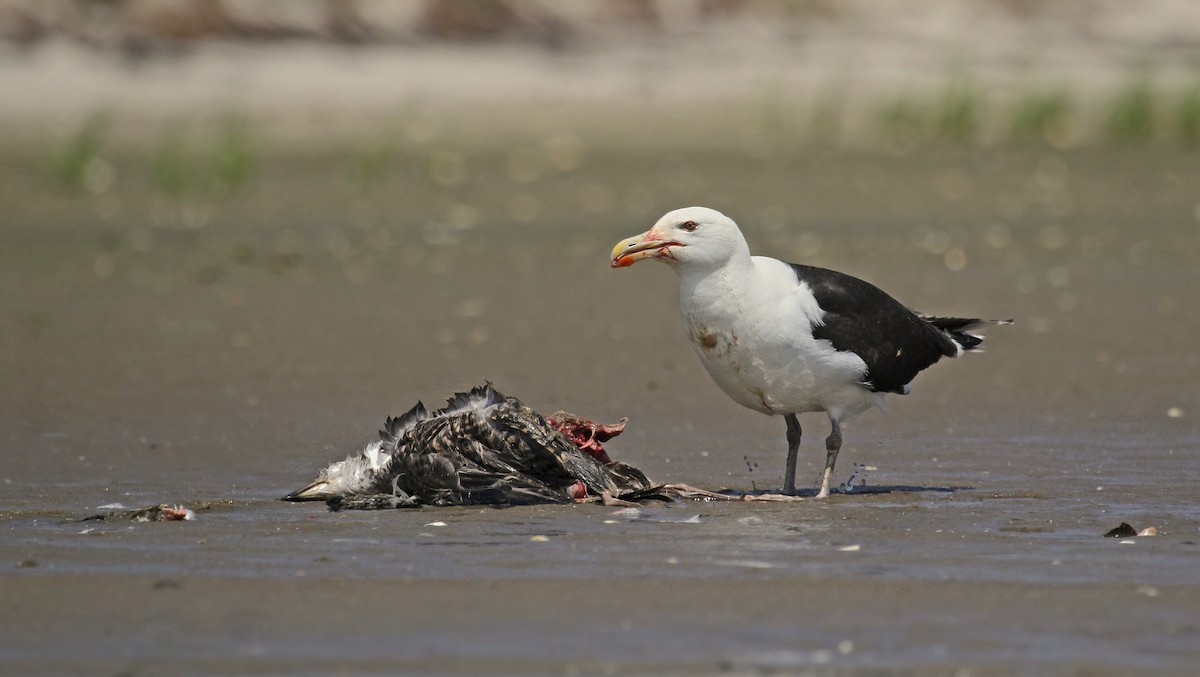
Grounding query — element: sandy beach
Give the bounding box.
[4,143,1199,673]
[3,3,1200,673]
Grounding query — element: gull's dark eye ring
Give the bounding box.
[680,220,699,232]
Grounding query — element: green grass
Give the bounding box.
[1009,89,1072,145]
[50,113,109,190]
[1106,73,1157,143]
[209,116,257,191]
[426,147,467,187]
[348,131,399,187]
[146,118,259,197]
[1176,79,1200,146]
[31,70,1200,208]
[876,97,926,147]
[933,75,978,143]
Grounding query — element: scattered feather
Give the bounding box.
[713,559,777,569]
[78,504,194,523]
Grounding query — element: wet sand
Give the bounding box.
[4,572,1200,675]
[2,147,1199,674]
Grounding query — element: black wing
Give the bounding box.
[791,263,959,394]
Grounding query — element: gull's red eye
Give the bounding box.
[680,220,699,232]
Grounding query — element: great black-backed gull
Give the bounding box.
[611,206,1009,498]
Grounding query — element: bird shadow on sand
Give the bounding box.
[714,485,974,500]
[834,484,972,496]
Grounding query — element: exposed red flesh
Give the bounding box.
[546,411,628,466]
[158,505,192,521]
[566,480,588,501]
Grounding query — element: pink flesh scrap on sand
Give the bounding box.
[546,412,628,465]
[159,505,192,521]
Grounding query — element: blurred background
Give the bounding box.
[2,0,1197,488]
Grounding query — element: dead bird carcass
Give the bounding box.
[284,384,662,510]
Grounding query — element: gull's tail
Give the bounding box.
[918,315,1013,353]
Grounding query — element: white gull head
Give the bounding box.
[610,206,750,273]
[286,440,391,501]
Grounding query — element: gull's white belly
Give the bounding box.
[684,310,878,419]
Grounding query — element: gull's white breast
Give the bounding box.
[679,256,882,419]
